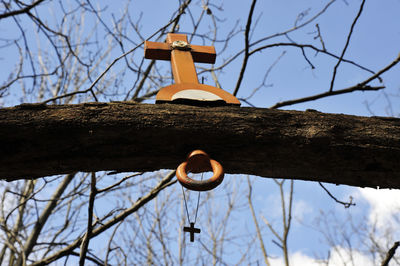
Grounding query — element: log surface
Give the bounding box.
[1,102,399,188]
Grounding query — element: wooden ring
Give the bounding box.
[176,150,224,191]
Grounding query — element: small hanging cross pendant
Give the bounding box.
[183,222,201,242]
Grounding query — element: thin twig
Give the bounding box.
[244,51,285,100]
[104,221,123,266]
[314,24,326,51]
[271,52,400,109]
[247,177,271,266]
[79,172,97,266]
[22,174,74,260]
[3,180,35,265]
[271,85,384,109]
[318,182,355,208]
[97,173,142,193]
[213,0,336,73]
[250,0,336,48]
[329,0,366,92]
[131,60,156,100]
[301,47,315,69]
[249,42,376,75]
[283,180,293,266]
[233,0,257,96]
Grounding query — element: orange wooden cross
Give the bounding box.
[144,33,240,105]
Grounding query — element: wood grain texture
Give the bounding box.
[1,102,400,188]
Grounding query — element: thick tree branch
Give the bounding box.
[1,102,400,188]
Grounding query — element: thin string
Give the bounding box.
[181,173,203,224]
[194,173,203,223]
[181,185,191,224]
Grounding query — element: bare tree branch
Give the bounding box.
[21,174,74,261]
[314,23,326,51]
[2,103,400,189]
[233,0,257,96]
[30,171,176,266]
[270,85,384,109]
[319,182,355,208]
[0,0,46,20]
[381,241,400,266]
[41,0,192,105]
[247,177,271,266]
[249,42,376,75]
[271,52,400,109]
[79,172,97,265]
[329,0,366,92]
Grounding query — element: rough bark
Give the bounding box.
[1,102,400,188]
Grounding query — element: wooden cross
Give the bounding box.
[145,33,216,84]
[183,222,201,242]
[144,33,240,105]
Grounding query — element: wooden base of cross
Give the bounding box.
[183,222,201,242]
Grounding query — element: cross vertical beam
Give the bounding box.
[183,222,201,242]
[167,34,198,84]
[144,33,216,85]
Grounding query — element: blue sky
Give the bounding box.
[1,0,400,265]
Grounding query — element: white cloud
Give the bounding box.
[356,187,400,229]
[270,247,375,266]
[328,246,375,266]
[269,252,321,266]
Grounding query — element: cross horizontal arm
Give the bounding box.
[1,102,400,189]
[144,41,216,64]
[183,227,201,233]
